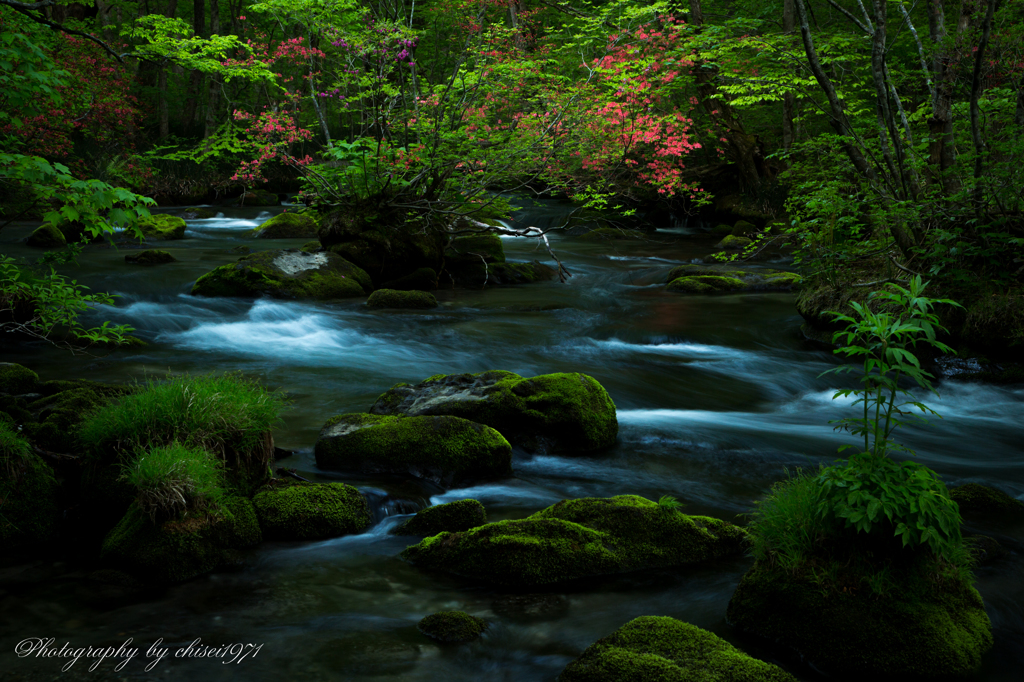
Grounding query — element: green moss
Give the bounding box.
[717,235,752,250]
[489,261,558,284]
[191,250,370,299]
[579,227,645,241]
[300,240,321,252]
[447,234,506,264]
[418,611,487,643]
[381,267,438,291]
[732,220,758,235]
[710,223,734,236]
[560,616,797,682]
[667,275,747,294]
[0,423,58,548]
[366,288,438,309]
[0,363,39,394]
[666,265,746,281]
[726,562,992,677]
[401,495,746,587]
[125,249,177,265]
[25,222,66,248]
[25,386,113,452]
[254,212,319,239]
[252,482,370,540]
[100,500,258,583]
[181,207,218,219]
[763,272,802,288]
[370,370,617,454]
[950,483,1024,519]
[238,190,279,206]
[392,499,487,536]
[314,414,512,488]
[138,215,187,240]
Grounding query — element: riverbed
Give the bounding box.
[2,200,1022,680]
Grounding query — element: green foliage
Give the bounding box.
[747,469,830,573]
[79,373,286,466]
[121,443,227,522]
[657,494,684,512]
[0,419,32,479]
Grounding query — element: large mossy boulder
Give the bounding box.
[252,481,370,541]
[370,370,617,454]
[0,363,39,395]
[560,616,796,682]
[191,249,370,299]
[392,499,487,536]
[366,289,438,309]
[666,265,801,295]
[401,495,746,587]
[314,414,512,488]
[25,222,67,248]
[138,215,187,240]
[418,611,487,644]
[0,423,59,549]
[237,190,280,206]
[950,483,1024,520]
[319,208,445,285]
[254,211,319,239]
[726,563,993,678]
[100,497,262,583]
[714,235,752,251]
[24,386,115,452]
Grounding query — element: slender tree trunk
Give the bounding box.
[182,0,207,130]
[1016,73,1024,127]
[782,0,796,164]
[927,0,959,192]
[157,0,179,139]
[204,0,221,138]
[969,0,1000,210]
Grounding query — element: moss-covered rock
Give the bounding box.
[667,275,747,293]
[667,265,747,281]
[381,267,438,291]
[732,220,758,236]
[191,249,370,299]
[715,235,752,251]
[579,228,645,241]
[252,481,370,541]
[366,289,438,309]
[392,499,487,536]
[180,207,218,220]
[314,414,512,488]
[710,223,734,236]
[0,423,59,549]
[25,222,67,248]
[100,498,261,583]
[418,611,487,643]
[23,386,114,452]
[950,483,1024,520]
[444,235,505,276]
[238,190,280,206]
[726,563,992,678]
[0,363,39,395]
[401,495,746,587]
[254,211,319,239]
[560,616,797,682]
[319,209,445,285]
[138,214,187,240]
[125,249,177,265]
[300,240,321,253]
[450,259,558,288]
[370,370,617,454]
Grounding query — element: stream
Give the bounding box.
[1,200,1022,680]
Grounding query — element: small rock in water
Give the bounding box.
[417,611,487,643]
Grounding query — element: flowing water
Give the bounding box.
[1,201,1022,680]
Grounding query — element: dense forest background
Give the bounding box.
[2,0,1023,350]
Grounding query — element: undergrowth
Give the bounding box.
[121,442,226,522]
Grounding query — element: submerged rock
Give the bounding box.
[370,370,617,454]
[314,414,512,488]
[100,497,261,583]
[391,499,487,536]
[418,611,487,644]
[401,495,746,587]
[191,249,370,299]
[125,249,177,265]
[366,289,438,309]
[560,616,796,682]
[726,563,992,678]
[252,481,370,541]
[254,212,319,239]
[180,207,218,220]
[138,215,186,240]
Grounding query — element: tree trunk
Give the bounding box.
[157,0,179,139]
[927,0,958,192]
[969,0,1000,210]
[182,0,207,130]
[204,0,221,138]
[782,0,796,164]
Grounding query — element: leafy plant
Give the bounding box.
[657,495,684,512]
[121,443,226,522]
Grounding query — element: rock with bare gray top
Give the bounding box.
[190,249,372,299]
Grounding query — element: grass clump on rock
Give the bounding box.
[252,481,370,540]
[392,499,487,536]
[560,616,796,682]
[366,288,438,309]
[121,443,226,523]
[315,413,512,489]
[401,495,746,587]
[417,611,487,643]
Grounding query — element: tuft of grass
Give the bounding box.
[747,468,832,573]
[657,495,684,512]
[79,372,286,473]
[0,420,32,479]
[121,443,226,522]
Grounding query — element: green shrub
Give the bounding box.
[121,443,226,522]
[80,373,285,476]
[747,469,831,573]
